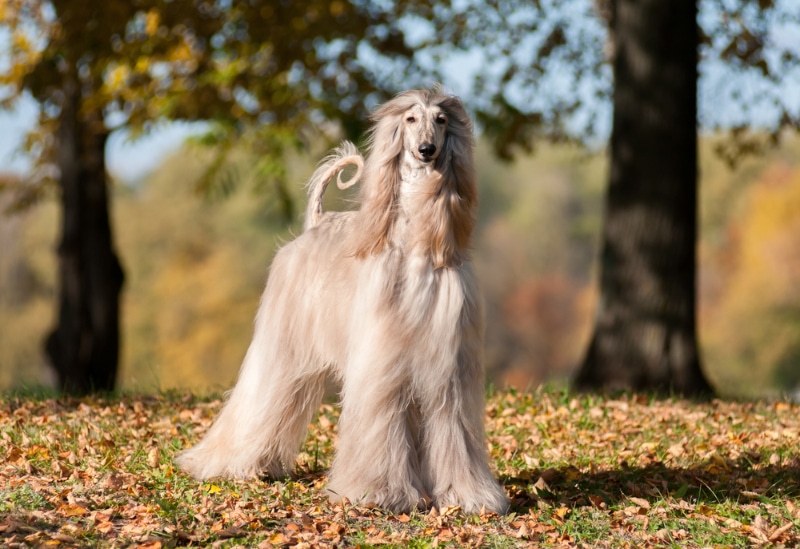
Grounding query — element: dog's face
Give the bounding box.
[401,102,449,165]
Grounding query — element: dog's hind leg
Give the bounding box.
[177,271,327,480]
[176,334,326,480]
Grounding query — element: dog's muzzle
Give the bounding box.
[418,143,437,162]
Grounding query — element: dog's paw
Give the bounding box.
[371,488,432,513]
[434,482,509,515]
[327,483,430,514]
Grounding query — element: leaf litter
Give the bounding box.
[1,389,799,547]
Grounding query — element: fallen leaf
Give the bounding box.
[58,504,88,517]
[628,497,650,510]
[147,447,159,468]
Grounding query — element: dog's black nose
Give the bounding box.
[418,143,437,158]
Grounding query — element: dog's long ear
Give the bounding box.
[351,98,407,258]
[430,94,478,264]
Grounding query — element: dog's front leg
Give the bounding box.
[326,344,428,513]
[416,279,510,515]
[419,342,510,515]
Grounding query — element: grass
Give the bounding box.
[1,387,799,548]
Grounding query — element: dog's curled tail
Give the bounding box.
[304,141,364,231]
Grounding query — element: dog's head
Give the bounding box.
[368,88,474,170]
[355,88,477,266]
[399,98,448,165]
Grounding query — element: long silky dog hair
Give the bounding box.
[177,88,509,514]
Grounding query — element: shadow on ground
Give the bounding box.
[503,455,800,512]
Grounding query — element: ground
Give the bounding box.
[1,388,799,548]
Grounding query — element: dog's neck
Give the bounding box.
[398,149,436,188]
[393,149,441,252]
[397,150,437,215]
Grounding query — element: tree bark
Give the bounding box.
[574,0,713,396]
[45,82,124,394]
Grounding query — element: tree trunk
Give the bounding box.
[46,82,124,394]
[574,0,713,396]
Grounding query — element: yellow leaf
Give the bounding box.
[553,507,569,522]
[269,532,290,544]
[206,484,222,494]
[11,31,31,53]
[105,65,130,92]
[168,42,193,63]
[135,57,150,74]
[145,9,160,36]
[59,504,88,517]
[696,504,714,516]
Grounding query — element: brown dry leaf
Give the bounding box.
[436,527,455,542]
[769,522,796,543]
[628,497,650,510]
[588,494,607,509]
[531,476,552,497]
[297,512,314,529]
[147,447,159,468]
[786,499,800,519]
[95,520,115,534]
[440,505,461,517]
[746,514,772,543]
[134,542,162,549]
[0,519,24,534]
[667,442,685,458]
[216,525,247,539]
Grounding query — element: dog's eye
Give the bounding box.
[406,116,416,123]
[435,116,447,125]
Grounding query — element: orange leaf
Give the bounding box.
[59,504,88,517]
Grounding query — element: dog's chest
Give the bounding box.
[391,253,465,330]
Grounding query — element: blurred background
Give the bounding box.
[1,0,799,398]
[3,132,800,397]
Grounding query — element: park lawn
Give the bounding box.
[1,387,799,548]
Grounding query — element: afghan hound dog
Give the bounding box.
[177,88,509,515]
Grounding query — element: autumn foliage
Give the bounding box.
[699,146,800,396]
